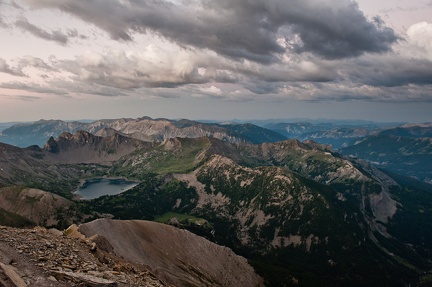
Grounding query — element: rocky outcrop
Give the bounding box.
[0,187,77,227]
[78,219,264,287]
[0,225,169,287]
[43,131,154,165]
[0,142,86,191]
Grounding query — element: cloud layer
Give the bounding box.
[0,0,430,106]
[0,58,26,77]
[23,0,398,62]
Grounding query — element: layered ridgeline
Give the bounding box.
[0,131,432,286]
[341,123,432,184]
[2,117,430,182]
[0,117,286,148]
[263,122,382,149]
[264,121,432,183]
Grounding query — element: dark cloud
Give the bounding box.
[247,61,338,83]
[0,94,41,101]
[14,95,41,101]
[0,16,8,28]
[276,81,432,103]
[289,14,398,58]
[48,79,130,97]
[0,58,26,77]
[67,28,87,39]
[343,55,432,87]
[18,56,52,70]
[244,82,280,95]
[13,15,87,44]
[0,1,8,28]
[53,47,339,92]
[23,0,398,62]
[15,17,69,45]
[3,0,427,105]
[0,81,67,95]
[10,0,24,10]
[236,51,432,100]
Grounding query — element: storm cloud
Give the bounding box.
[15,17,69,45]
[23,0,398,62]
[347,56,432,87]
[0,0,7,27]
[0,0,431,121]
[0,14,7,28]
[0,58,26,77]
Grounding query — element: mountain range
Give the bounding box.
[4,117,431,184]
[0,117,286,148]
[341,124,432,184]
[263,122,381,149]
[0,118,431,286]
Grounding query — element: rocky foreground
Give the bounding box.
[0,225,170,287]
[0,219,263,287]
[77,219,263,287]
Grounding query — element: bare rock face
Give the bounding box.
[43,131,153,165]
[0,187,76,227]
[78,218,264,287]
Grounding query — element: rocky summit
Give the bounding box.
[0,224,169,287]
[0,219,262,287]
[77,219,263,287]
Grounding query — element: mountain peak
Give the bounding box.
[303,139,332,151]
[44,136,60,153]
[78,219,264,287]
[58,131,73,139]
[71,130,96,143]
[160,137,183,151]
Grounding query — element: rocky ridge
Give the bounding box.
[43,130,154,165]
[0,218,263,287]
[0,187,78,228]
[77,219,264,287]
[0,117,286,148]
[0,225,169,287]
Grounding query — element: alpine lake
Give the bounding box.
[75,178,139,200]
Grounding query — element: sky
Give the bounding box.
[0,0,432,123]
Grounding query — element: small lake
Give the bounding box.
[75,178,139,200]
